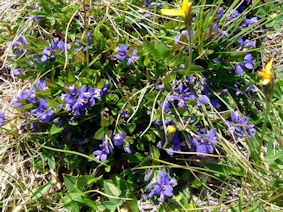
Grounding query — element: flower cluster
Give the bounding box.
[146,170,177,202]
[61,84,108,120]
[191,128,218,155]
[235,53,255,76]
[93,132,130,162]
[11,80,57,124]
[115,44,138,65]
[11,88,36,108]
[93,136,114,162]
[227,112,256,140]
[237,38,256,49]
[12,37,26,55]
[39,37,70,62]
[161,76,217,112]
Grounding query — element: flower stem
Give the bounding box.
[259,92,272,147]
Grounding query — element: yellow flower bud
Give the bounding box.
[258,58,273,85]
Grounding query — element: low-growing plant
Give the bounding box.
[0,0,282,211]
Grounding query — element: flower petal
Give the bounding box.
[160,9,183,16]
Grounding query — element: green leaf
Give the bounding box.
[40,0,51,13]
[125,123,136,134]
[47,156,56,170]
[94,127,106,140]
[163,72,176,84]
[178,65,203,76]
[256,7,268,18]
[63,175,81,193]
[67,70,76,83]
[104,180,121,198]
[81,197,97,209]
[31,182,51,201]
[64,201,80,212]
[128,195,139,212]
[145,41,171,61]
[50,124,64,135]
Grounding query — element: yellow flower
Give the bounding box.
[166,125,176,135]
[160,0,192,21]
[258,58,273,85]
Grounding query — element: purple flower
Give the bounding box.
[227,112,256,140]
[120,110,130,119]
[34,16,42,21]
[155,84,165,90]
[217,7,224,19]
[93,137,113,162]
[12,37,26,55]
[115,44,128,61]
[211,99,221,108]
[11,88,36,107]
[0,112,5,127]
[51,37,70,52]
[235,53,255,75]
[233,83,244,96]
[41,47,55,62]
[237,38,256,49]
[157,141,163,148]
[124,144,132,154]
[228,10,240,20]
[235,64,244,76]
[211,24,228,39]
[243,53,255,69]
[113,133,126,146]
[174,30,189,45]
[127,49,139,65]
[115,44,139,65]
[246,84,257,93]
[146,170,177,202]
[35,79,48,90]
[191,128,218,155]
[31,98,54,123]
[242,17,258,28]
[87,32,93,43]
[10,68,23,78]
[198,95,210,105]
[167,134,186,156]
[61,84,106,119]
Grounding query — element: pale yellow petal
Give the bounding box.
[261,79,270,85]
[181,0,191,13]
[160,9,183,17]
[264,58,273,72]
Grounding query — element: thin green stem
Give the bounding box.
[259,92,272,146]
